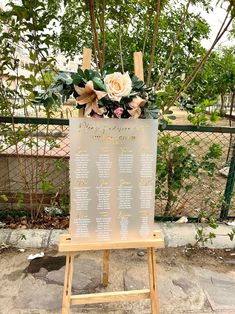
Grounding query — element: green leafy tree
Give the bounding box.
[186,47,235,111]
[0,1,66,219]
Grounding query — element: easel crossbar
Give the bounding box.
[59,231,164,252]
[70,289,151,305]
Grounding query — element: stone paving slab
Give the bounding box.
[196,268,235,311]
[15,276,63,311]
[46,257,101,292]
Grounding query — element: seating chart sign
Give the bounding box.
[69,118,158,242]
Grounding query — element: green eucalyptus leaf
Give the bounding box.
[72,73,82,85]
[168,115,177,120]
[92,77,106,91]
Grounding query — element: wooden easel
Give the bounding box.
[59,48,164,314]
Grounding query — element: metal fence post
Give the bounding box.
[220,141,235,220]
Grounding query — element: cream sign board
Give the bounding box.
[69,118,158,242]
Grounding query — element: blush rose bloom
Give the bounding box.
[114,107,124,118]
[104,72,132,102]
[128,96,147,119]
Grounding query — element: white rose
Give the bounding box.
[104,72,132,102]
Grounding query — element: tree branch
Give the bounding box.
[142,6,153,55]
[100,0,106,68]
[163,11,233,113]
[155,0,191,91]
[119,21,124,73]
[146,0,161,86]
[96,0,106,68]
[88,0,102,69]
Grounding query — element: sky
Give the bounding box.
[193,0,234,49]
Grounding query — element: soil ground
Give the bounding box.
[171,107,235,127]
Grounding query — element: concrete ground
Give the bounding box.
[0,246,235,314]
[1,223,235,250]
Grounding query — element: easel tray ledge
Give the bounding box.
[58,230,164,252]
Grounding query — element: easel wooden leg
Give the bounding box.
[62,253,74,314]
[148,248,159,314]
[102,249,110,287]
[59,232,164,313]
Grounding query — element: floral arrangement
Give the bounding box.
[71,69,159,119]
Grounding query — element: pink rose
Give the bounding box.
[114,107,124,118]
[92,113,102,118]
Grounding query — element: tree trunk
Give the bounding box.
[229,92,235,127]
[226,92,235,162]
[164,162,173,215]
[88,0,102,69]
[220,93,225,116]
[97,0,106,68]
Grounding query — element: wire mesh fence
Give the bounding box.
[0,117,234,220]
[156,127,235,219]
[0,118,70,219]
